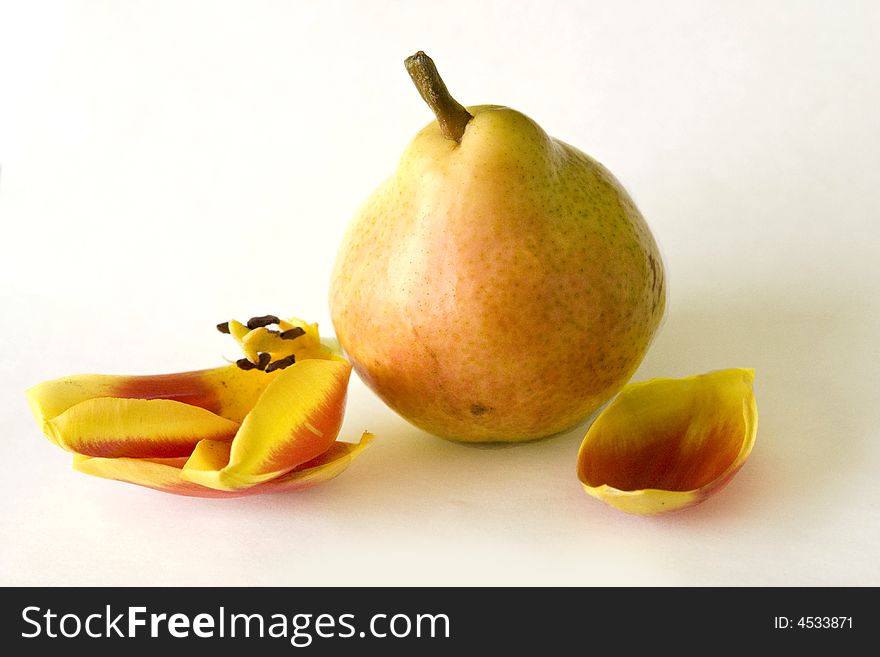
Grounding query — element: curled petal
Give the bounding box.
[27,365,280,426]
[73,454,226,497]
[72,432,374,498]
[254,432,374,493]
[180,359,353,491]
[45,397,239,458]
[577,368,757,515]
[183,438,233,474]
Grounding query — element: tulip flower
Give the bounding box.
[26,316,372,497]
[577,368,757,515]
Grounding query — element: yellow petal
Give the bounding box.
[26,365,278,426]
[183,438,233,473]
[577,368,757,515]
[181,359,352,491]
[73,432,374,498]
[45,397,239,458]
[259,431,374,493]
[72,454,226,497]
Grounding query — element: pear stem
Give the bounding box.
[405,51,473,143]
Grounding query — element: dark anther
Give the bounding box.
[280,327,306,340]
[235,358,256,370]
[216,322,230,334]
[256,352,272,370]
[247,315,281,330]
[265,355,296,372]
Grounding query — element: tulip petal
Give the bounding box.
[183,438,233,473]
[72,432,374,498]
[26,365,280,426]
[72,454,229,497]
[257,431,375,493]
[45,397,240,458]
[180,359,353,491]
[577,368,757,515]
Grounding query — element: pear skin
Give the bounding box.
[330,53,666,442]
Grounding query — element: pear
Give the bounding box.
[330,52,666,442]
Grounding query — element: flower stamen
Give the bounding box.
[220,315,335,373]
[246,315,281,330]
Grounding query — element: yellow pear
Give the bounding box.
[330,52,666,442]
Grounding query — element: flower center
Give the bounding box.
[217,315,307,372]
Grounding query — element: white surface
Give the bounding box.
[1,1,879,586]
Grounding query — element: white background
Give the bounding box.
[1,1,878,586]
